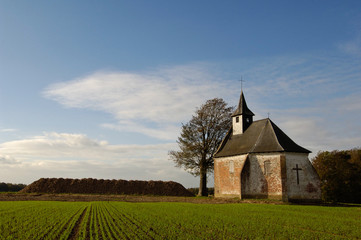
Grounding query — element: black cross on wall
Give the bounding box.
[292,164,302,185]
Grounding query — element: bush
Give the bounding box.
[0,182,27,192]
[312,148,361,203]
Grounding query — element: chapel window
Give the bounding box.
[229,161,234,174]
[264,161,271,176]
[236,117,239,123]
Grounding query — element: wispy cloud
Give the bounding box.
[0,132,198,185]
[41,53,361,167]
[0,155,20,165]
[228,53,361,157]
[339,31,361,56]
[241,54,360,103]
[273,115,361,156]
[0,132,175,162]
[0,128,17,132]
[43,64,232,140]
[257,85,361,157]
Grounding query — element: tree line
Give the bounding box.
[312,148,361,203]
[0,182,27,192]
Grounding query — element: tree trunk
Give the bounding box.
[198,165,208,196]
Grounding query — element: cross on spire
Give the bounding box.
[239,76,245,91]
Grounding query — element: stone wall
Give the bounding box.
[243,153,284,199]
[285,153,321,201]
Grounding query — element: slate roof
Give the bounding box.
[214,118,311,158]
[231,91,255,117]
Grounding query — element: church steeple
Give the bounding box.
[232,91,254,135]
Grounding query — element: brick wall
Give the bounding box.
[214,152,321,202]
[215,153,284,199]
[214,155,247,197]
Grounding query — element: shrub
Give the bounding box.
[312,148,361,203]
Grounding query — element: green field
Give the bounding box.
[0,201,360,239]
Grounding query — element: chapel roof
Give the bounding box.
[231,91,255,117]
[214,118,311,158]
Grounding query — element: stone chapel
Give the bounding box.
[213,91,321,202]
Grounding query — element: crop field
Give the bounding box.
[0,201,360,239]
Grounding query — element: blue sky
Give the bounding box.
[1,1,361,187]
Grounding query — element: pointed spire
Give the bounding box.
[232,91,255,135]
[232,91,255,117]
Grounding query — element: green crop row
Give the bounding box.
[0,201,360,239]
[0,201,86,239]
[107,202,361,239]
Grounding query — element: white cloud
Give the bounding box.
[0,132,175,162]
[0,155,20,165]
[0,132,198,186]
[42,58,360,147]
[43,64,232,140]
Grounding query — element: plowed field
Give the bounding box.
[0,201,360,239]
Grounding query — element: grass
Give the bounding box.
[0,201,360,239]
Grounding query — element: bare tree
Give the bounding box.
[169,98,233,196]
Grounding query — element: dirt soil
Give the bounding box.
[20,178,194,197]
[0,192,284,204]
[4,178,286,204]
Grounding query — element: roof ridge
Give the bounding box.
[214,117,311,158]
[249,120,268,153]
[252,118,268,123]
[267,119,285,151]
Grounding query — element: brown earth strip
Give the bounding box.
[68,207,88,240]
[85,205,92,240]
[0,192,284,204]
[56,207,86,239]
